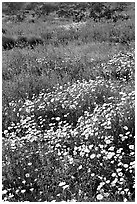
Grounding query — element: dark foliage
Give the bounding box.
[2,2,26,15]
[2,28,7,34]
[2,35,44,50]
[2,35,16,50]
[26,36,44,49]
[2,2,134,22]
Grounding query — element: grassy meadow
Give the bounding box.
[2,3,135,202]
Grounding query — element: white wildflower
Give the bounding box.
[107,152,115,159]
[56,117,60,121]
[112,172,117,177]
[108,146,115,151]
[62,185,69,190]
[90,154,96,159]
[78,165,82,170]
[2,189,7,194]
[129,145,134,150]
[123,126,128,130]
[96,194,103,200]
[123,164,129,168]
[59,182,66,187]
[21,189,26,193]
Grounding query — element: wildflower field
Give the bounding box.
[2,2,135,202]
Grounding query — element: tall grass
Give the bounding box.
[2,40,134,105]
[3,17,134,45]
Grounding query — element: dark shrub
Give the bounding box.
[2,35,16,50]
[28,19,35,23]
[15,36,44,49]
[2,28,7,34]
[27,36,44,49]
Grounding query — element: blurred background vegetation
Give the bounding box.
[2,2,135,105]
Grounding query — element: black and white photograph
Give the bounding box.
[2,1,135,202]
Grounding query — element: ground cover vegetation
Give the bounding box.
[2,2,135,202]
